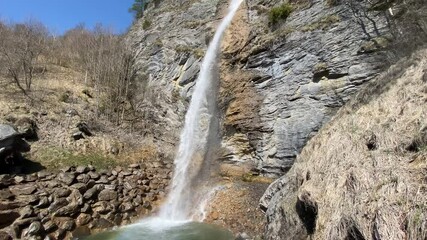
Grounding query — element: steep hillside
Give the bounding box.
[261,49,427,239]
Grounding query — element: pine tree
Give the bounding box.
[129,0,146,19]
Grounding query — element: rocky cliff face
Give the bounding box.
[260,48,427,240]
[127,0,394,176]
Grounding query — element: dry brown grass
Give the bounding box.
[0,64,162,169]
[268,49,427,239]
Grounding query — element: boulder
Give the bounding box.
[58,172,75,185]
[27,221,43,236]
[14,117,38,141]
[98,189,117,201]
[9,184,36,195]
[75,166,89,174]
[76,122,92,137]
[53,204,80,217]
[48,198,69,213]
[76,213,92,226]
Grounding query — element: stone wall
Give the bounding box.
[0,162,171,239]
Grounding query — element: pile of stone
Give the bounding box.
[0,162,171,239]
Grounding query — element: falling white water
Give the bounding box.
[159,0,244,221]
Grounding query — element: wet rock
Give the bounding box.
[98,189,117,201]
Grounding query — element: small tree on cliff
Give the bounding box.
[129,0,147,19]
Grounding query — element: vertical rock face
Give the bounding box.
[126,0,399,176]
[220,0,392,176]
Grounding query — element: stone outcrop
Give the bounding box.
[260,49,427,239]
[0,162,171,239]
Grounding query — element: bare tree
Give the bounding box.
[0,20,48,95]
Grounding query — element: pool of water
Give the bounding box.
[84,218,234,240]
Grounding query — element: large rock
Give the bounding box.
[9,184,36,195]
[98,189,117,201]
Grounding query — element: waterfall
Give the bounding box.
[159,0,243,221]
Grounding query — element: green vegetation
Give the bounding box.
[129,0,147,19]
[269,3,293,25]
[142,19,152,30]
[359,37,390,53]
[33,147,117,170]
[313,62,328,73]
[175,45,205,58]
[302,15,340,32]
[325,0,339,7]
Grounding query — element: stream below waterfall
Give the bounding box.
[84,218,234,240]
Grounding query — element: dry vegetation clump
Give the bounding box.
[265,48,427,239]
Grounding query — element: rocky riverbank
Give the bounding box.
[0,162,171,239]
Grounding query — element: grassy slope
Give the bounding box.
[266,49,427,239]
[0,65,163,170]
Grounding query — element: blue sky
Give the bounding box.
[0,0,135,35]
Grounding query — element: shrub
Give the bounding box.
[142,19,152,30]
[269,3,293,25]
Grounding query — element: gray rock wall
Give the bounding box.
[127,0,392,176]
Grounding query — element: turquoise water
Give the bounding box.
[84,218,234,240]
